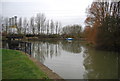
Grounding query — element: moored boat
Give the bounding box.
[66,38,73,40]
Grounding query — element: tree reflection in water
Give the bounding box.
[30,40,61,63]
[83,48,118,79]
[2,40,32,55]
[31,40,84,63]
[30,40,83,63]
[61,40,82,53]
[2,40,118,79]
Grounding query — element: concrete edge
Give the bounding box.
[18,50,65,81]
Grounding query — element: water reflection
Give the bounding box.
[30,41,61,63]
[2,40,31,55]
[61,40,82,53]
[2,40,118,79]
[30,40,118,79]
[83,47,118,79]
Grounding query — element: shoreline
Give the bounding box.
[18,50,65,80]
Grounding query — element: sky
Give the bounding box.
[1,0,93,27]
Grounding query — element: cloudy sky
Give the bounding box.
[1,0,93,27]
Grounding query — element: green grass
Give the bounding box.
[2,49,49,79]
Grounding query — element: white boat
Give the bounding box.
[66,38,73,40]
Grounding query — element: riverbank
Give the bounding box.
[2,49,64,80]
[2,49,48,79]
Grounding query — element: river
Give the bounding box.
[3,40,119,79]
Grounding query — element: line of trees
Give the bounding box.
[1,13,84,39]
[1,13,62,35]
[61,24,82,38]
[84,1,120,51]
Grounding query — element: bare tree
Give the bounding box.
[30,17,35,35]
[0,16,4,34]
[62,24,82,37]
[36,13,41,35]
[41,14,46,34]
[50,20,54,34]
[58,22,62,35]
[36,13,46,35]
[55,21,58,34]
[23,18,27,35]
[85,1,120,50]
[46,20,50,35]
[17,17,22,34]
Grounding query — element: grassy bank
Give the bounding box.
[2,49,49,79]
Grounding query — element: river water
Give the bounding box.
[3,40,119,79]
